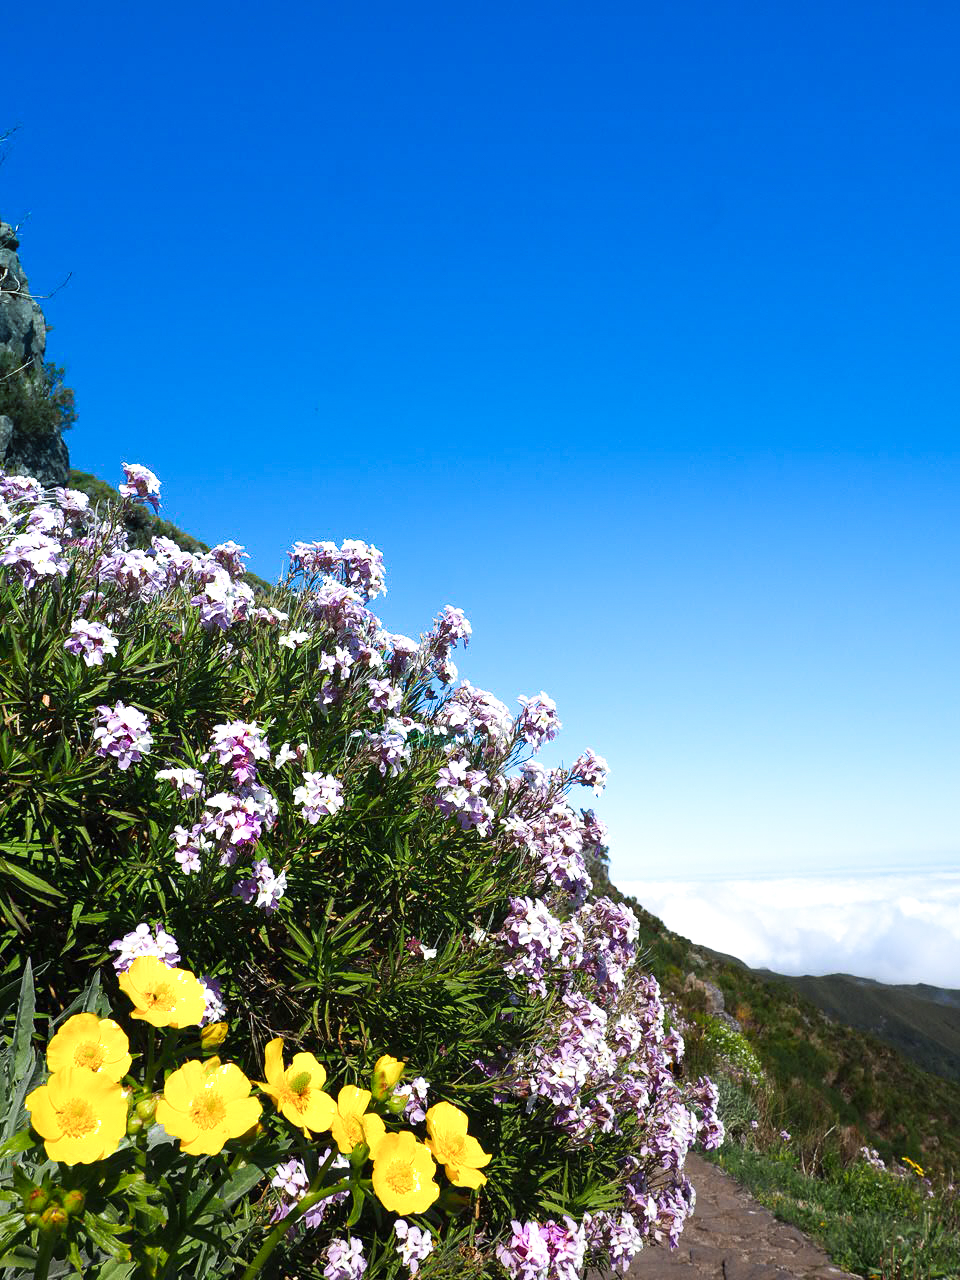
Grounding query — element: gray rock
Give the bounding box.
[0,217,69,486]
[0,413,12,461]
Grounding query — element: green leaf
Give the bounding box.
[96,1261,136,1280]
[11,958,35,1084]
[0,1130,36,1161]
[219,1163,266,1208]
[0,858,64,899]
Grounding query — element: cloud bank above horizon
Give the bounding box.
[619,872,960,989]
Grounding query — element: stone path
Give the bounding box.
[602,1156,862,1280]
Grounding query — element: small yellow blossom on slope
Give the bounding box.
[425,1101,492,1188]
[330,1085,378,1154]
[258,1036,336,1136]
[371,1130,440,1213]
[118,956,206,1028]
[46,1014,132,1081]
[156,1058,261,1156]
[26,1066,127,1164]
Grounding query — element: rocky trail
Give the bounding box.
[604,1156,862,1280]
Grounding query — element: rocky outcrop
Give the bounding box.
[0,218,70,486]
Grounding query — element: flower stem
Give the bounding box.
[32,1231,55,1280]
[240,1154,348,1280]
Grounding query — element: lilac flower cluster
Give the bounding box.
[323,1236,367,1280]
[199,976,227,1025]
[392,1075,430,1124]
[435,757,495,835]
[118,462,162,511]
[209,721,271,787]
[294,771,345,823]
[109,923,181,972]
[64,618,119,667]
[583,1211,645,1274]
[289,537,386,602]
[516,692,562,751]
[570,749,610,794]
[93,701,154,770]
[393,1220,434,1275]
[271,1150,350,1230]
[423,604,471,682]
[438,680,513,745]
[0,529,70,588]
[233,858,287,913]
[496,1216,585,1280]
[497,897,565,996]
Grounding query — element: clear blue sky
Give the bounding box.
[5,1,959,882]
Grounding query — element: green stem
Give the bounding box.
[33,1231,55,1280]
[157,1159,222,1280]
[241,1158,349,1280]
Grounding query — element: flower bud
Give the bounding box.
[61,1189,85,1216]
[126,1112,144,1136]
[349,1141,370,1169]
[371,1054,404,1099]
[23,1187,48,1213]
[24,1212,40,1228]
[201,1021,229,1051]
[135,1095,158,1122]
[385,1092,409,1115]
[39,1205,69,1235]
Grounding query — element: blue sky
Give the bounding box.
[4,3,959,904]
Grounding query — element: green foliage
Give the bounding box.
[708,1143,960,1280]
[0,352,77,440]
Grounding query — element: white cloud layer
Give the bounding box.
[618,871,960,988]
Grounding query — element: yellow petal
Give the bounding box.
[449,1163,487,1189]
[299,1090,336,1135]
[163,1060,206,1112]
[361,1112,386,1155]
[263,1037,285,1087]
[289,1052,326,1088]
[461,1134,492,1169]
[207,1062,252,1104]
[426,1100,468,1140]
[25,1085,60,1139]
[337,1085,371,1119]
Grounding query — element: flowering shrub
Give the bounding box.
[0,465,721,1277]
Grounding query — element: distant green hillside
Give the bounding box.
[755,970,960,1086]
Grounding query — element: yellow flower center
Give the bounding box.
[144,981,176,1012]
[60,1097,96,1138]
[191,1090,227,1130]
[73,1040,105,1070]
[435,1132,464,1162]
[343,1116,364,1146]
[385,1159,417,1195]
[288,1070,312,1095]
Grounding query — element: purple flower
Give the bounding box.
[516,692,562,751]
[232,858,287,913]
[64,618,119,667]
[366,676,402,713]
[392,1075,430,1124]
[156,766,205,799]
[199,976,227,1025]
[323,1236,367,1280]
[109,923,181,972]
[210,721,271,787]
[393,1220,434,1275]
[0,530,69,588]
[118,463,162,511]
[570,748,610,794]
[190,569,255,630]
[93,701,153,770]
[293,771,344,823]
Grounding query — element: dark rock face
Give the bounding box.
[0,217,70,486]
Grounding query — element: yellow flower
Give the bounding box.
[156,1058,262,1156]
[46,1014,131,1082]
[371,1130,440,1213]
[330,1084,377,1154]
[372,1054,404,1097]
[25,1066,128,1164]
[425,1101,492,1188]
[258,1037,336,1136]
[118,956,206,1028]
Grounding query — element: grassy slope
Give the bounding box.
[754,970,960,1086]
